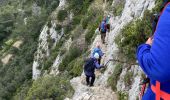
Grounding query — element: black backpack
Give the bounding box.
[84,58,95,72]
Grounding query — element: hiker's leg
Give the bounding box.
[107,24,110,32]
[103,32,106,43]
[90,74,95,86]
[86,75,90,85]
[100,32,103,42]
[98,56,101,65]
[101,33,105,43]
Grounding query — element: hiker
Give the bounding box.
[91,43,104,65]
[84,53,104,87]
[99,18,107,44]
[136,1,170,100]
[106,15,111,32]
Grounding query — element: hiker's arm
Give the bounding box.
[137,44,169,82]
[94,61,101,69]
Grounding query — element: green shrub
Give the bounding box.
[115,10,153,60]
[13,81,32,100]
[72,15,82,26]
[57,10,68,22]
[26,76,74,100]
[67,0,93,14]
[68,57,84,77]
[85,14,103,44]
[113,0,125,16]
[117,91,128,100]
[55,24,62,32]
[108,64,122,91]
[42,40,64,71]
[82,16,90,29]
[115,0,164,61]
[35,0,59,13]
[58,45,82,72]
[124,71,133,87]
[107,0,113,4]
[49,1,60,11]
[47,35,54,49]
[64,25,73,36]
[47,21,52,28]
[81,11,94,29]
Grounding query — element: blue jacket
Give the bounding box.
[92,47,104,58]
[137,3,170,100]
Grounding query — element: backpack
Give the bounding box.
[84,58,95,73]
[100,21,106,33]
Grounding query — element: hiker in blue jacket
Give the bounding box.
[91,43,104,65]
[99,18,107,44]
[84,53,104,87]
[136,1,170,100]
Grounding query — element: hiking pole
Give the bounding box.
[104,58,138,67]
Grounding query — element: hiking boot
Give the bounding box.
[86,82,89,86]
[89,84,94,87]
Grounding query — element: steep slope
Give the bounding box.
[32,0,66,79]
[67,0,156,100]
[6,0,158,99]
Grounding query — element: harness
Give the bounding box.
[151,81,170,100]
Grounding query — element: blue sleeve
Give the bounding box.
[137,44,169,82]
[94,61,101,69]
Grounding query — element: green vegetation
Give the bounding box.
[58,45,83,77]
[107,0,114,4]
[67,0,93,15]
[113,0,125,16]
[108,64,122,91]
[115,0,164,61]
[42,39,64,71]
[33,0,60,13]
[118,91,128,100]
[56,24,62,32]
[0,0,105,99]
[67,57,84,77]
[0,0,60,99]
[85,8,103,44]
[124,71,133,87]
[57,10,68,22]
[26,76,74,100]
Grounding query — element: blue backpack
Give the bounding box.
[100,21,106,33]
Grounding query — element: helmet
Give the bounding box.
[94,53,99,59]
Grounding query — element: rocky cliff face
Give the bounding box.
[66,0,155,100]
[32,0,66,80]
[33,0,156,99]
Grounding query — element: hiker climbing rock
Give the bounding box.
[99,15,111,43]
[91,43,104,65]
[137,1,170,100]
[99,17,107,44]
[84,53,104,87]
